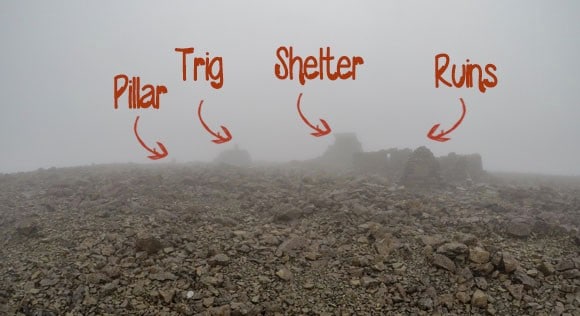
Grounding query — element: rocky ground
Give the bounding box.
[0,163,579,315]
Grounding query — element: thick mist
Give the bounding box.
[1,1,579,175]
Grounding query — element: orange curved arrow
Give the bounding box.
[297,92,331,137]
[197,100,232,144]
[427,97,467,142]
[133,116,168,160]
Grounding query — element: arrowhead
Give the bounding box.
[310,119,331,137]
[427,98,467,143]
[147,142,168,160]
[212,126,232,144]
[433,136,451,142]
[427,124,451,142]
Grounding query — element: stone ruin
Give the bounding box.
[352,148,412,179]
[214,145,252,166]
[316,133,363,167]
[353,150,389,175]
[439,152,484,182]
[385,148,413,179]
[399,146,443,188]
[315,132,485,186]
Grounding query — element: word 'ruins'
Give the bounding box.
[435,53,498,93]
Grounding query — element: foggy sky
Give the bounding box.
[1,1,579,175]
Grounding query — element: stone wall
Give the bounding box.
[384,148,413,180]
[399,146,443,187]
[438,153,485,183]
[352,150,389,175]
[313,132,484,185]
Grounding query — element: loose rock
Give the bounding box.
[275,268,293,281]
[471,289,488,308]
[432,254,456,272]
[469,247,491,264]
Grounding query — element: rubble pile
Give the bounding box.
[0,163,578,315]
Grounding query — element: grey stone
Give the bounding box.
[432,254,456,272]
[437,242,469,258]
